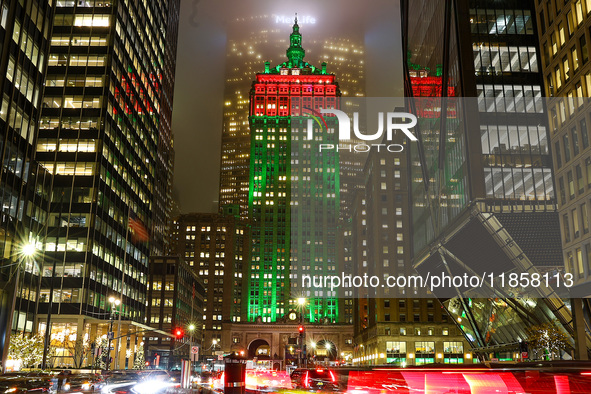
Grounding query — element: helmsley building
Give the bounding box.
[211,18,354,368]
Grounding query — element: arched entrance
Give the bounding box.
[248,339,271,359]
[314,339,337,361]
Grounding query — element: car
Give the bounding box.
[0,376,52,393]
[290,368,340,392]
[61,373,104,392]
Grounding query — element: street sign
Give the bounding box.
[521,352,528,359]
[217,354,223,360]
[491,358,499,362]
[107,331,114,340]
[191,346,199,354]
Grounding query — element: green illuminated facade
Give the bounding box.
[247,18,341,323]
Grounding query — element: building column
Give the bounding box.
[116,323,129,369]
[572,298,589,360]
[128,329,137,369]
[75,317,85,367]
[272,330,280,363]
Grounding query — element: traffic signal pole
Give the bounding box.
[298,324,305,368]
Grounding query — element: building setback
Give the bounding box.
[219,14,366,220]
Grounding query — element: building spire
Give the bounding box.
[286,13,305,66]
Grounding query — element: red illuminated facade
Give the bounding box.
[410,76,454,98]
[410,74,456,119]
[250,73,338,118]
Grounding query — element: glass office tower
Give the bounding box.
[403,0,591,359]
[32,0,179,364]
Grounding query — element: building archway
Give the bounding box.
[313,339,337,361]
[248,338,271,359]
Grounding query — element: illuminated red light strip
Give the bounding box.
[554,375,571,394]
[329,371,336,383]
[256,75,335,83]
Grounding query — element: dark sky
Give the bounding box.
[171,0,403,213]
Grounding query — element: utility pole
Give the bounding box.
[105,297,120,370]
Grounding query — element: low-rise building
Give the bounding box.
[146,256,205,370]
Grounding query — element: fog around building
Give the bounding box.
[172,0,402,212]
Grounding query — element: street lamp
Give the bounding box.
[187,323,196,377]
[211,338,218,356]
[295,298,307,367]
[3,242,38,373]
[22,242,37,257]
[210,339,219,370]
[325,343,332,366]
[105,297,120,370]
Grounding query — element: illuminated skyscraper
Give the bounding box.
[247,19,341,323]
[534,0,591,358]
[219,14,365,219]
[29,0,181,368]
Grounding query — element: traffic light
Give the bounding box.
[298,325,305,334]
[174,328,184,339]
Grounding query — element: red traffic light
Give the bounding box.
[174,328,184,339]
[298,325,305,333]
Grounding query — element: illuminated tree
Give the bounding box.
[8,334,45,369]
[527,322,571,360]
[69,337,91,368]
[133,342,145,370]
[92,336,108,370]
[49,326,91,368]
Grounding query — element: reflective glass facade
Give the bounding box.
[403,0,582,356]
[35,0,178,328]
[0,0,54,363]
[408,0,555,256]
